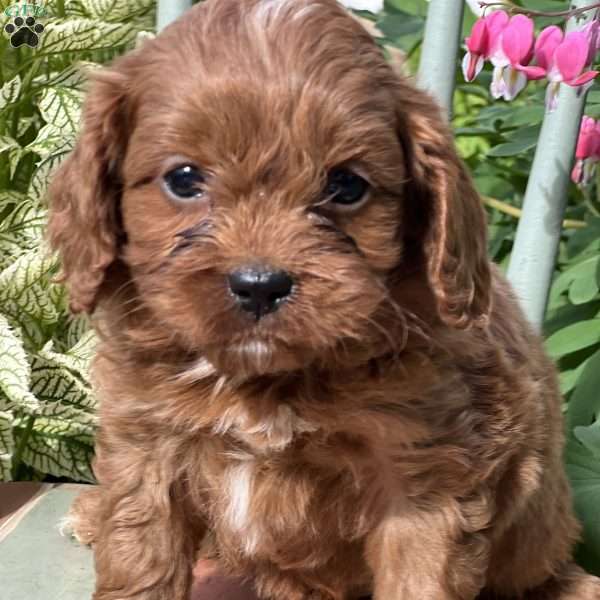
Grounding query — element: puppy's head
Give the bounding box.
[48,0,491,376]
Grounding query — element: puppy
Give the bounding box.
[48,1,600,599]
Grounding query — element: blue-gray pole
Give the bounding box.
[157,0,193,32]
[507,2,596,330]
[417,0,465,116]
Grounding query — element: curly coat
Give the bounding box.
[48,1,600,598]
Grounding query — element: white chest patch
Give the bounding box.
[224,458,261,555]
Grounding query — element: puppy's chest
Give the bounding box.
[210,451,372,564]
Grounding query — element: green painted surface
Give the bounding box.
[0,487,94,600]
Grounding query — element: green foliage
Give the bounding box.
[0,0,154,481]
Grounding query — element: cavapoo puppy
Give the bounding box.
[48,0,600,599]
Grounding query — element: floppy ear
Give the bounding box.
[47,68,130,314]
[397,84,491,329]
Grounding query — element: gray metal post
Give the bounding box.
[507,1,596,330]
[417,0,465,115]
[157,0,193,32]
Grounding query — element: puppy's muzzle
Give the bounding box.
[228,266,293,320]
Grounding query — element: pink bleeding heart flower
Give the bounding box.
[521,26,599,111]
[489,14,536,101]
[462,10,508,82]
[572,116,600,185]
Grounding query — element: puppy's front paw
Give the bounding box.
[59,487,103,545]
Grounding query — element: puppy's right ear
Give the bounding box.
[48,68,130,314]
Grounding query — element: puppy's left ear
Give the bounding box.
[397,84,492,329]
[47,67,131,314]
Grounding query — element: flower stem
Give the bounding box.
[480,0,600,18]
[483,196,587,229]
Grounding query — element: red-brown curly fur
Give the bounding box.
[48,1,600,599]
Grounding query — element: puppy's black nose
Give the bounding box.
[228,267,293,319]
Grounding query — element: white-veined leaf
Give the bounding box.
[0,189,27,211]
[31,351,96,411]
[0,199,45,271]
[0,75,21,111]
[39,86,83,132]
[32,61,98,91]
[14,411,95,482]
[79,0,154,23]
[26,122,75,159]
[0,199,45,241]
[39,19,139,56]
[0,136,19,155]
[65,314,91,350]
[0,250,60,334]
[28,150,71,202]
[7,145,26,180]
[38,334,96,382]
[0,411,15,482]
[0,314,39,412]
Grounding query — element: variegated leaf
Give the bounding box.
[79,0,154,22]
[0,199,45,270]
[32,61,98,91]
[38,334,96,382]
[0,411,15,482]
[39,19,139,55]
[0,250,60,335]
[0,314,39,412]
[7,145,26,180]
[39,86,83,132]
[29,151,71,203]
[0,189,27,211]
[26,122,75,159]
[0,136,19,155]
[31,352,96,411]
[14,412,95,482]
[0,75,21,111]
[65,315,92,350]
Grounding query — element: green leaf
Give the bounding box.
[487,126,540,157]
[384,0,428,17]
[568,349,600,429]
[560,359,589,395]
[0,411,15,482]
[566,439,600,563]
[0,314,39,412]
[552,257,600,305]
[567,219,600,261]
[545,320,600,359]
[574,422,600,458]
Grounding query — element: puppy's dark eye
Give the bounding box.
[324,168,369,210]
[163,165,205,200]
